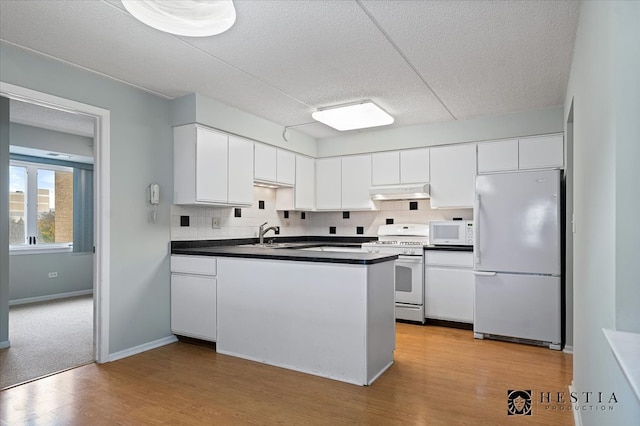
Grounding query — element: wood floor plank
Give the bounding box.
[0,324,573,425]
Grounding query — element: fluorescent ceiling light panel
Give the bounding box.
[312,101,394,131]
[122,0,236,37]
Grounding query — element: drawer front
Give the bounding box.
[171,255,217,275]
[425,251,473,267]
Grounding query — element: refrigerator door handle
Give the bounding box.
[474,194,480,264]
[473,271,497,276]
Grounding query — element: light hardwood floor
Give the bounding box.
[0,324,572,425]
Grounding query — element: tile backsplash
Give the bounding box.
[171,187,472,241]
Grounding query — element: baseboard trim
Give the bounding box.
[108,335,178,362]
[569,382,582,426]
[0,340,10,349]
[9,289,93,306]
[563,345,574,354]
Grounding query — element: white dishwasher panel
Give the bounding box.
[171,273,217,341]
[425,266,474,323]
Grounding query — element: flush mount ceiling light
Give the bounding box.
[121,0,236,37]
[311,101,394,131]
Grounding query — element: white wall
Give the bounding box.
[0,96,9,347]
[565,1,640,424]
[173,93,317,157]
[0,42,174,355]
[316,106,564,157]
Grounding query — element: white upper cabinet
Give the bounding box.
[477,138,519,173]
[174,124,253,207]
[254,143,277,182]
[342,154,373,210]
[371,151,400,185]
[294,155,315,210]
[477,134,564,173]
[276,149,296,185]
[254,143,296,185]
[518,134,564,170]
[430,144,477,209]
[275,154,315,211]
[372,148,430,185]
[400,148,430,183]
[315,158,342,210]
[228,136,255,206]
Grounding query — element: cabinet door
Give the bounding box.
[424,266,474,323]
[196,127,228,203]
[519,134,564,169]
[371,151,400,185]
[400,148,430,183]
[295,155,315,210]
[430,144,476,208]
[254,143,277,182]
[171,274,217,341]
[341,154,373,210]
[477,139,518,173]
[228,136,254,206]
[276,149,296,185]
[315,158,342,210]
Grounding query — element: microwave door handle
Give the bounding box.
[474,194,480,264]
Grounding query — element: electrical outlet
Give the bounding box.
[212,218,221,229]
[48,272,58,278]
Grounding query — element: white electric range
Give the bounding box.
[362,224,429,323]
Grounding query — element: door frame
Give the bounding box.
[0,81,110,363]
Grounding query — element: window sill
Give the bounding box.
[9,245,73,255]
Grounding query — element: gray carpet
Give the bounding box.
[0,295,94,389]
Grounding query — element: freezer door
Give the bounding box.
[474,273,561,344]
[475,169,561,275]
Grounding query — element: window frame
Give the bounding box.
[9,159,75,254]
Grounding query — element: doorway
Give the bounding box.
[1,99,95,388]
[0,82,111,380]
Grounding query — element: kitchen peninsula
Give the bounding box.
[171,243,397,386]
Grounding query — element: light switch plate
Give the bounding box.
[212,218,221,229]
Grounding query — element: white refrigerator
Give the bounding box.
[473,169,561,350]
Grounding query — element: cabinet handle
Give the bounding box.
[472,271,496,276]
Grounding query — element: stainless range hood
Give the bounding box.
[369,183,430,200]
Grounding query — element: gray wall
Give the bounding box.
[10,122,93,157]
[0,96,9,347]
[9,253,92,302]
[565,1,640,424]
[316,106,564,157]
[0,42,174,355]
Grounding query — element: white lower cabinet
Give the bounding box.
[424,251,474,323]
[170,256,217,342]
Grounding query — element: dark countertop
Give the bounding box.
[171,238,397,265]
[424,245,474,252]
[171,236,371,250]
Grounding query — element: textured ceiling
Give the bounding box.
[0,0,580,140]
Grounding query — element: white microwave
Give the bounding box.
[429,220,474,246]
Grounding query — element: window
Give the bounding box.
[9,160,74,249]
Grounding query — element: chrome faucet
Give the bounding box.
[259,222,279,245]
